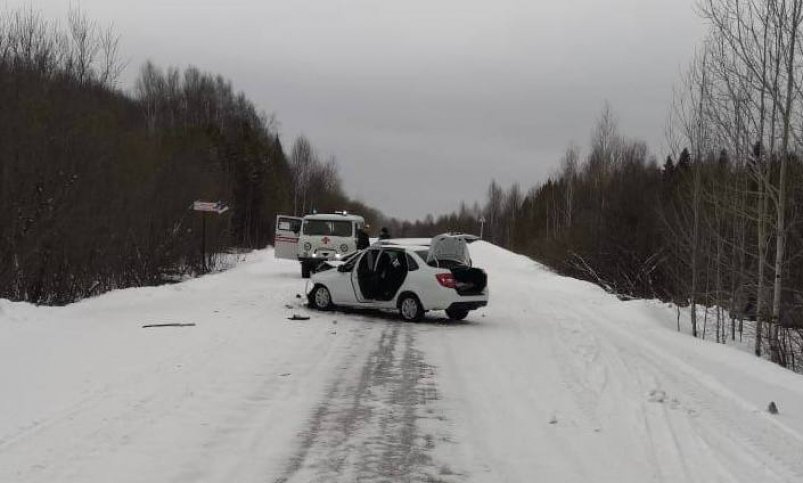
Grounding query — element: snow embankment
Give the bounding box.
[421,241,803,482]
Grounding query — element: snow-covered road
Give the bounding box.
[2,242,803,482]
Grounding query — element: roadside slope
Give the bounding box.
[418,241,803,482]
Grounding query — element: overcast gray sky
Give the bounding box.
[11,0,705,220]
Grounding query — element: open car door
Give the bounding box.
[351,249,379,303]
[274,215,302,260]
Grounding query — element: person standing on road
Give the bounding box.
[356,226,370,250]
[379,227,391,240]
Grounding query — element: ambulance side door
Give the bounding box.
[274,215,302,260]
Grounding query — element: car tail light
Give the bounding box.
[436,273,457,289]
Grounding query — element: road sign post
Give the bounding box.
[201,214,207,272]
[192,201,230,273]
[479,216,486,240]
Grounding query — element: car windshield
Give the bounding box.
[340,251,359,264]
[303,220,353,237]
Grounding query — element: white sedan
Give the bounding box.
[306,234,488,321]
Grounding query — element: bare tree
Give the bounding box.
[290,136,315,216]
[485,180,503,243]
[769,0,803,365]
[560,144,579,229]
[97,23,123,86]
[66,6,99,85]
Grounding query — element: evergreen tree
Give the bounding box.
[677,148,692,172]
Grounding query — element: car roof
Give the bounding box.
[375,239,429,247]
[303,213,365,222]
[370,243,429,252]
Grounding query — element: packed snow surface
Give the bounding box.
[1,242,802,482]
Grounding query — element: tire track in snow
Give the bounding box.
[555,303,803,482]
[0,329,237,482]
[275,320,458,483]
[629,339,803,482]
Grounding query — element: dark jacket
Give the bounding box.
[356,228,370,250]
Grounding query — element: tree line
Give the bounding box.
[0,7,379,304]
[391,0,803,371]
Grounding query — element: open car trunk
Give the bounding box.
[428,234,472,266]
[451,266,487,295]
[427,233,487,295]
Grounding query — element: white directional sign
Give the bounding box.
[191,200,230,273]
[192,201,229,214]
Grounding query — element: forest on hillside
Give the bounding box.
[5,2,803,372]
[0,7,380,304]
[390,0,803,371]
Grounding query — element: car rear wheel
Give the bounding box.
[310,285,332,310]
[445,308,469,321]
[399,294,424,322]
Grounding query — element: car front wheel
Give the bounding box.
[310,285,333,311]
[399,294,424,322]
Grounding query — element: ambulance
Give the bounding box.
[274,212,366,278]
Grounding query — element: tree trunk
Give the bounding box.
[769,0,801,367]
